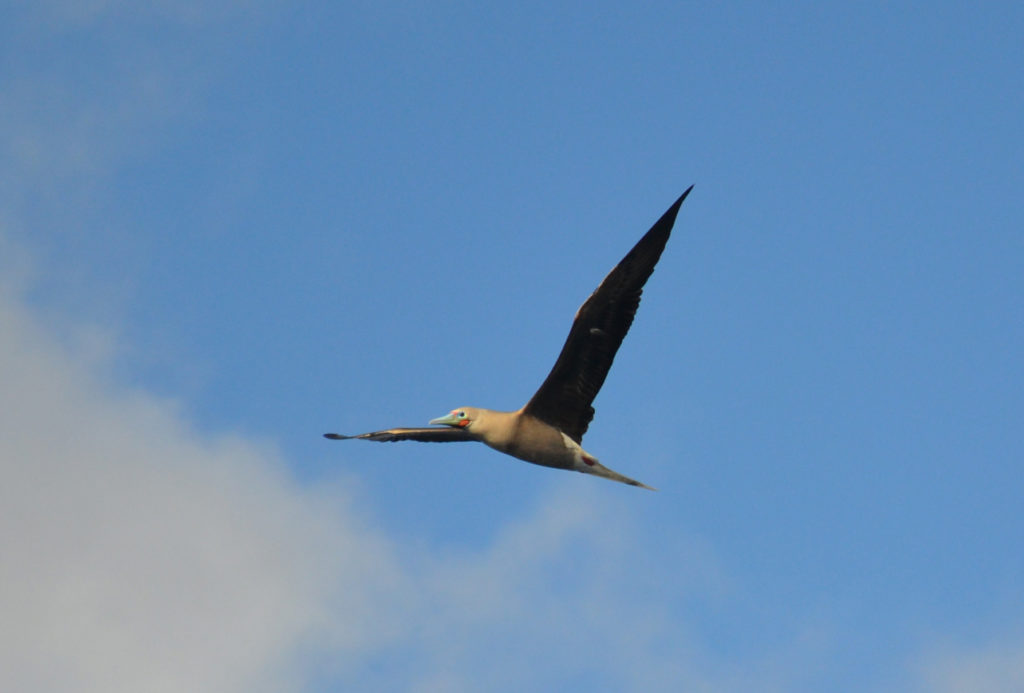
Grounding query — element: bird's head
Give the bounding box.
[429,408,475,429]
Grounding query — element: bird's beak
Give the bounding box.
[430,413,460,427]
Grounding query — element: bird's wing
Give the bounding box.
[522,187,692,443]
[324,427,474,443]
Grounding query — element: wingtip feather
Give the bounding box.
[668,185,694,215]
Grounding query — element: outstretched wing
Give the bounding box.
[324,427,474,443]
[522,187,692,443]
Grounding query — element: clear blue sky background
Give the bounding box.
[2,2,1022,691]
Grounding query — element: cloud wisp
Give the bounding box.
[0,279,403,692]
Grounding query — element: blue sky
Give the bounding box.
[2,2,1022,691]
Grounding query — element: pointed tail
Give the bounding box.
[584,460,658,491]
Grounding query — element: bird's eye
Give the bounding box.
[458,411,466,418]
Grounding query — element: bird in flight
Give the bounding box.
[326,186,694,490]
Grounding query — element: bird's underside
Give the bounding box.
[325,186,693,489]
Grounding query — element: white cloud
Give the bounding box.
[916,638,1024,693]
[0,278,403,692]
[0,270,741,692]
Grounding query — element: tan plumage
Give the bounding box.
[325,187,693,489]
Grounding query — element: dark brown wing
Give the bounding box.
[522,187,692,443]
[324,427,474,442]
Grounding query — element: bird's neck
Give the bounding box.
[470,408,521,449]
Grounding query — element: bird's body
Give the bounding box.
[326,186,694,490]
[466,408,584,470]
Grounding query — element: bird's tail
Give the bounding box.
[582,459,657,491]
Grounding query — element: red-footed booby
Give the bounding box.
[325,186,693,490]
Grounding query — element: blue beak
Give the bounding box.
[429,413,460,426]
